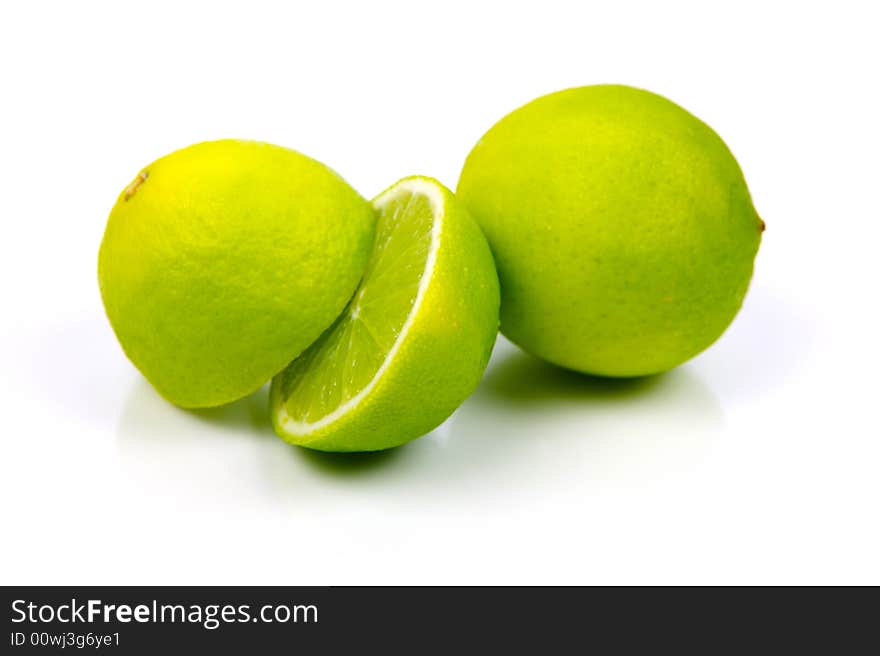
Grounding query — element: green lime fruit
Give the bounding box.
[457,84,763,377]
[271,176,500,452]
[99,139,375,408]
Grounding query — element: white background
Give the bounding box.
[1,1,878,585]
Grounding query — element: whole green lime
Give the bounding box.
[99,139,375,408]
[457,85,763,377]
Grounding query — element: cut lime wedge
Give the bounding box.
[271,176,499,452]
[277,181,437,427]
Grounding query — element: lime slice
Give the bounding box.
[271,176,499,452]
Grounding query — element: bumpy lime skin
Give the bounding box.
[271,177,500,452]
[99,140,375,408]
[457,85,763,377]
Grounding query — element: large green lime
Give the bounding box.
[458,85,763,376]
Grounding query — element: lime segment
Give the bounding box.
[275,181,441,431]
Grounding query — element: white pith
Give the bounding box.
[275,178,444,437]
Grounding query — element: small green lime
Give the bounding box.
[271,176,500,452]
[457,85,763,376]
[99,139,375,408]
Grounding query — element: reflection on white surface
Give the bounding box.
[8,277,850,584]
[116,382,277,512]
[116,337,723,515]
